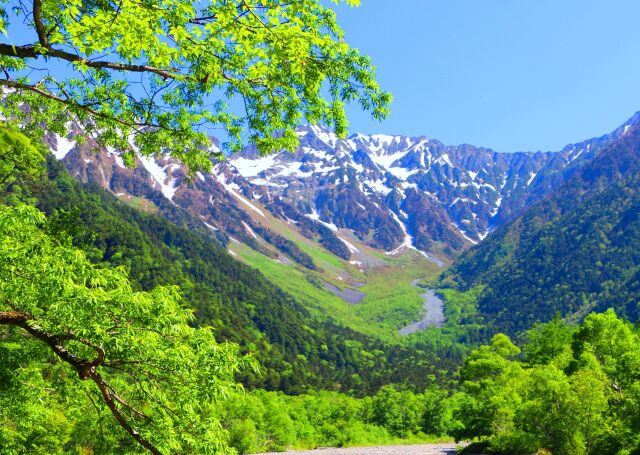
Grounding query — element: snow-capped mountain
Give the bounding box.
[49,112,640,264]
[220,115,639,253]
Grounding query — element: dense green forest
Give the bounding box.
[444,128,640,336]
[452,311,640,455]
[17,157,467,395]
[218,310,640,455]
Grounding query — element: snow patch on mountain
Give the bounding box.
[490,196,503,217]
[370,150,410,170]
[139,155,178,200]
[53,135,76,160]
[388,166,420,180]
[309,125,338,147]
[339,237,360,254]
[451,222,478,245]
[214,170,266,217]
[242,221,259,239]
[106,147,126,168]
[203,221,218,231]
[437,153,454,167]
[364,179,393,195]
[305,209,339,231]
[385,210,428,257]
[231,155,277,177]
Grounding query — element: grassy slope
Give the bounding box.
[226,198,445,343]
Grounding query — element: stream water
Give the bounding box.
[398,280,445,335]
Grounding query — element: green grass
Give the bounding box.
[232,241,352,322]
[258,214,349,275]
[230,219,443,343]
[353,252,441,342]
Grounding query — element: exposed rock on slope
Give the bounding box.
[51,112,640,262]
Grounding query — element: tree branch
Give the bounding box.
[0,310,161,455]
[91,369,161,454]
[32,0,50,48]
[0,78,168,134]
[0,42,182,81]
[0,311,88,368]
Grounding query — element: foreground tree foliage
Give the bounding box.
[0,129,250,453]
[0,0,390,169]
[452,310,640,455]
[0,0,394,451]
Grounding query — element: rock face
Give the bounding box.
[51,112,640,262]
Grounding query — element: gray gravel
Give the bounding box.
[322,281,367,304]
[261,443,458,455]
[398,281,446,335]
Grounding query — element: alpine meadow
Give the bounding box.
[2,1,640,454]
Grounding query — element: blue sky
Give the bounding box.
[328,0,640,152]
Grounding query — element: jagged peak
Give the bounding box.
[559,110,640,158]
[613,110,640,137]
[52,111,640,261]
[295,124,339,147]
[623,110,640,127]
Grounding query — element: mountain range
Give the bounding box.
[43,111,640,339]
[445,115,640,335]
[49,112,640,262]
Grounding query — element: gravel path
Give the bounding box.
[261,443,458,455]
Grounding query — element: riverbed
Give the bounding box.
[398,280,445,335]
[323,281,367,304]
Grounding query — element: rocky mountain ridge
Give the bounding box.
[48,112,640,265]
[444,117,640,333]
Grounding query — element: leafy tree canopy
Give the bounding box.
[0,0,391,170]
[452,310,640,455]
[0,128,250,453]
[0,204,251,453]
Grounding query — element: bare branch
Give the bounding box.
[32,0,50,48]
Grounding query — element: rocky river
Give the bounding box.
[398,280,445,335]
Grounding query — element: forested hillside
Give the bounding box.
[14,156,461,395]
[443,122,640,335]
